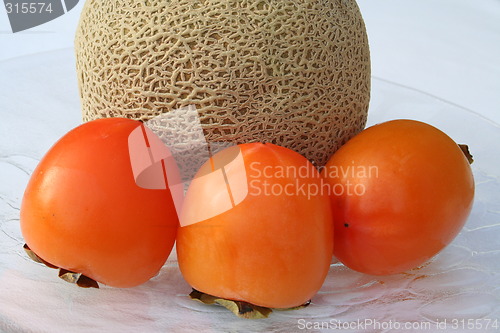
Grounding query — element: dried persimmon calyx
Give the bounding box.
[23,243,58,269]
[23,243,99,288]
[58,269,99,289]
[458,144,474,164]
[189,289,310,319]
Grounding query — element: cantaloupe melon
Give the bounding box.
[75,0,370,166]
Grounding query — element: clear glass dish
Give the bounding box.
[0,49,499,332]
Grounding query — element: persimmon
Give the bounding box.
[176,143,333,310]
[322,119,474,275]
[20,118,178,287]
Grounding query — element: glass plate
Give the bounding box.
[1,49,499,332]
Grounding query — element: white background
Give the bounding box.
[1,0,499,124]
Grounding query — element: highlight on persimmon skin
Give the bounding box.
[322,119,475,276]
[20,118,178,288]
[176,143,334,309]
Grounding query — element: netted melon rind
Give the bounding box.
[75,0,370,166]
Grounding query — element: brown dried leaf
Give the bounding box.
[76,275,100,289]
[58,268,99,288]
[189,289,218,305]
[23,244,99,288]
[274,300,311,311]
[459,144,474,164]
[58,268,82,284]
[215,298,272,319]
[189,289,308,319]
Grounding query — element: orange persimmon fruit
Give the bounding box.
[176,143,333,309]
[322,119,474,275]
[20,118,178,287]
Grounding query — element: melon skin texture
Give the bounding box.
[75,0,370,166]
